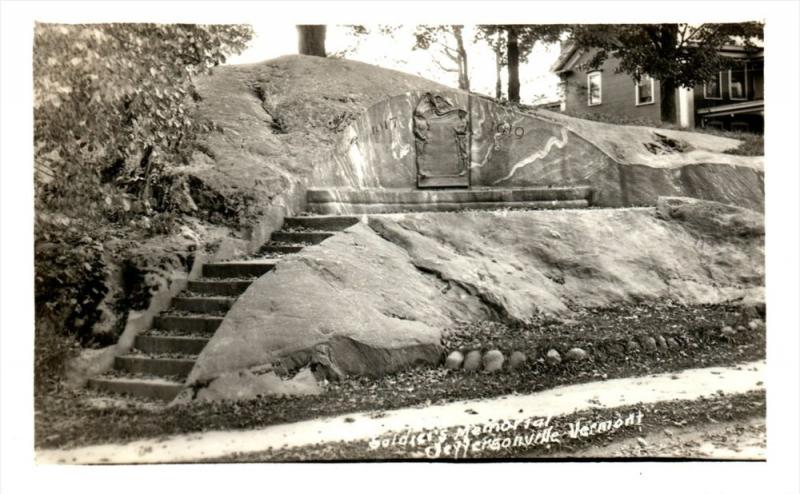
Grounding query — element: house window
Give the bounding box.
[587,71,602,106]
[635,75,655,106]
[704,72,723,99]
[729,64,748,100]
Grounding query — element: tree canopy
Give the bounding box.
[34,23,253,215]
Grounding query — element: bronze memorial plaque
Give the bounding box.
[413,92,470,188]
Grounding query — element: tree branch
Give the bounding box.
[442,44,459,57]
[644,25,662,49]
[431,57,458,73]
[683,24,701,43]
[440,46,459,63]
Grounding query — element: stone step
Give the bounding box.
[270,231,334,245]
[202,260,278,279]
[87,376,184,401]
[284,215,360,231]
[258,244,305,255]
[134,335,209,355]
[153,314,224,334]
[172,296,234,314]
[114,355,196,378]
[308,186,593,205]
[310,199,590,215]
[187,279,253,297]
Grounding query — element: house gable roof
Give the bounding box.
[550,42,584,74]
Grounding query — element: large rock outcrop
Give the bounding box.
[185,222,491,392]
[311,89,764,211]
[655,196,765,237]
[187,203,764,396]
[185,56,456,226]
[186,56,763,227]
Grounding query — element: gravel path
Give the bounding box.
[544,416,766,460]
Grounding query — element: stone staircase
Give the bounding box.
[87,188,592,402]
[87,215,359,402]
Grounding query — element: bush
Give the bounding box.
[35,316,81,392]
[35,216,110,345]
[33,24,253,387]
[34,24,253,218]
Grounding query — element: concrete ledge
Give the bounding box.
[308,186,593,204]
[307,186,592,214]
[310,199,589,215]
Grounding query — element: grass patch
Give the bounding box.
[692,127,764,156]
[561,110,763,156]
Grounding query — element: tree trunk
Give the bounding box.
[658,24,679,124]
[659,79,678,125]
[138,145,154,200]
[494,32,503,99]
[453,26,470,91]
[297,25,326,57]
[507,27,520,102]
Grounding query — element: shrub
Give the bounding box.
[34,23,253,215]
[35,316,81,392]
[35,216,110,344]
[33,23,253,387]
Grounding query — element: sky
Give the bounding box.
[226,24,563,104]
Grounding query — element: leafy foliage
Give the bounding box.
[33,23,252,388]
[569,23,763,87]
[34,214,108,391]
[34,23,252,213]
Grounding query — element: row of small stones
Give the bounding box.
[443,347,587,373]
[444,318,765,373]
